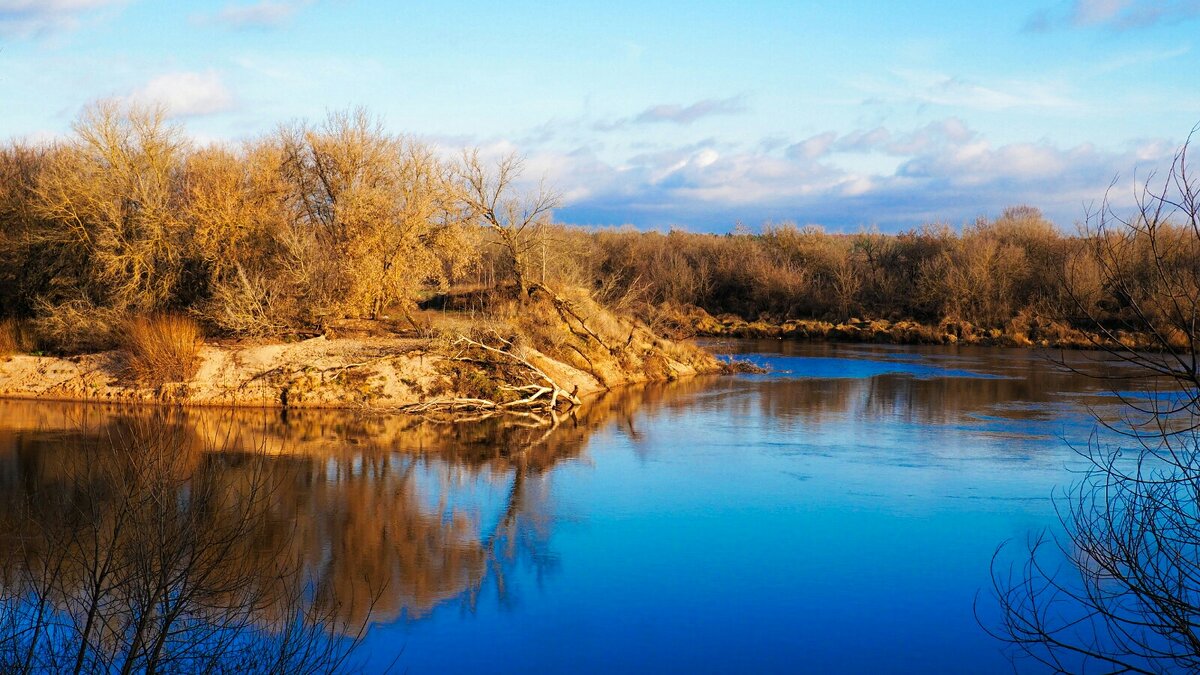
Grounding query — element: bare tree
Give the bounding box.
[459,150,560,300]
[985,134,1200,674]
[0,413,378,674]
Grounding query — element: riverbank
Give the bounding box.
[0,289,726,412]
[1,291,1162,413]
[663,303,1165,351]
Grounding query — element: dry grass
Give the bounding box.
[123,314,203,385]
[0,320,17,359]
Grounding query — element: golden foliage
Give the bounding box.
[0,103,486,345]
[32,102,187,313]
[579,209,1079,328]
[30,297,124,353]
[276,110,476,322]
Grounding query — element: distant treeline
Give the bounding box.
[530,212,1087,326]
[518,207,1200,346]
[0,102,1195,352]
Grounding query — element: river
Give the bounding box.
[0,341,1149,673]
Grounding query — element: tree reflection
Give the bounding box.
[0,414,372,673]
[700,347,1122,435]
[0,381,694,671]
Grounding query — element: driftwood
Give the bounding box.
[398,333,581,418]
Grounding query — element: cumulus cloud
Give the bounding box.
[540,119,1182,230]
[415,112,1180,231]
[0,0,123,37]
[124,71,236,118]
[1027,0,1200,31]
[195,0,311,29]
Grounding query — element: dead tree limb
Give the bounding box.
[397,332,581,417]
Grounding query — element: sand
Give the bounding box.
[0,334,717,411]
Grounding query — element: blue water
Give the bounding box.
[355,342,1130,674]
[0,342,1145,673]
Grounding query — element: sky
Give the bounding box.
[0,0,1198,232]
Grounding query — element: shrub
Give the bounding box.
[31,298,123,353]
[123,314,203,385]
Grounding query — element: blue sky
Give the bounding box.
[1,0,1198,232]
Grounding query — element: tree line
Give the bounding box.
[0,102,556,351]
[0,101,1192,352]
[508,208,1195,348]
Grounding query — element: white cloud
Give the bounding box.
[832,127,892,153]
[395,112,1185,230]
[537,119,1184,230]
[786,132,836,160]
[786,119,975,160]
[0,0,123,37]
[15,128,68,146]
[870,69,1078,112]
[125,71,236,118]
[1072,0,1131,24]
[595,97,747,131]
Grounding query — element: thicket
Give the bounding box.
[0,101,1190,353]
[0,103,482,351]
[537,210,1088,328]
[123,314,203,385]
[484,210,1145,337]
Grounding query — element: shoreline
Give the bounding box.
[0,330,727,414]
[0,303,1160,414]
[0,325,1156,414]
[672,305,1161,352]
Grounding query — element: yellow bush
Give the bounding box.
[123,315,203,385]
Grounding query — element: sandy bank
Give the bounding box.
[0,331,723,411]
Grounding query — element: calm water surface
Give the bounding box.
[0,342,1144,673]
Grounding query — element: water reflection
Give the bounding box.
[0,344,1151,673]
[0,414,367,673]
[710,340,1137,430]
[0,380,715,648]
